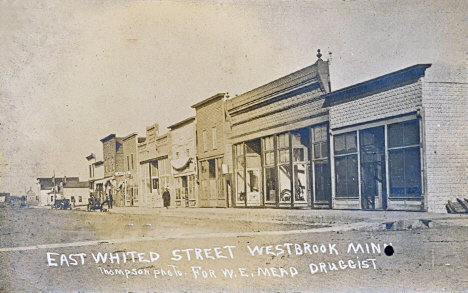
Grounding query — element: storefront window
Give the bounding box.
[264,167,276,202]
[312,124,331,203]
[334,132,359,198]
[388,120,421,197]
[277,133,291,203]
[291,129,309,203]
[278,165,292,202]
[263,136,276,203]
[235,143,245,204]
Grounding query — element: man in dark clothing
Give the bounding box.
[108,194,113,209]
[162,188,170,209]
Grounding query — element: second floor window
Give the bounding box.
[212,127,217,150]
[203,130,207,152]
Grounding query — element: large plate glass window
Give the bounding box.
[263,136,276,203]
[387,120,421,198]
[234,143,245,205]
[334,131,359,198]
[311,124,331,205]
[291,128,310,203]
[277,133,291,203]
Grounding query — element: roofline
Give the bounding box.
[323,64,431,106]
[122,132,138,141]
[85,153,95,161]
[191,93,225,109]
[168,116,196,130]
[100,134,116,143]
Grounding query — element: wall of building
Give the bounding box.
[329,81,423,130]
[170,119,198,207]
[122,134,139,206]
[102,138,117,178]
[422,82,468,212]
[195,98,226,160]
[62,188,90,207]
[229,89,327,144]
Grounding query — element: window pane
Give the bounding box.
[388,123,404,148]
[321,142,329,158]
[314,143,321,159]
[404,121,420,146]
[265,167,276,202]
[314,126,322,142]
[335,132,357,155]
[346,155,359,197]
[294,163,307,202]
[293,148,305,162]
[335,157,347,196]
[335,155,358,197]
[405,148,421,195]
[278,165,291,202]
[314,160,331,201]
[236,169,245,203]
[346,133,357,153]
[247,170,259,192]
[334,134,346,155]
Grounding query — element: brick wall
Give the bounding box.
[115,139,124,173]
[329,81,423,130]
[102,138,116,178]
[422,82,468,212]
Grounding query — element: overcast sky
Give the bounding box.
[1,0,467,194]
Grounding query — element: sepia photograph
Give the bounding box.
[1,0,467,292]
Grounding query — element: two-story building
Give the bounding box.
[191,93,232,208]
[138,123,173,207]
[122,132,140,206]
[100,134,125,206]
[168,117,198,207]
[86,153,105,202]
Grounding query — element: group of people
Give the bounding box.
[87,187,171,210]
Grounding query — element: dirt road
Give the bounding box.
[1,207,468,292]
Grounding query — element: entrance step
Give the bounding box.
[446,199,468,214]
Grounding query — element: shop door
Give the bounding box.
[360,127,386,210]
[208,159,218,207]
[246,168,261,205]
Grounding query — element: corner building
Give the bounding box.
[226,57,468,213]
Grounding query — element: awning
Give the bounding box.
[171,157,193,171]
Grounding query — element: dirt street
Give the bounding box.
[1,207,468,292]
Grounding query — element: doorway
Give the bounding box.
[359,126,386,210]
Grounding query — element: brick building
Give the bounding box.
[168,117,198,207]
[226,55,468,212]
[138,123,173,207]
[192,93,232,208]
[122,132,140,206]
[100,134,125,206]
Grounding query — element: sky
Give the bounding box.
[0,0,467,195]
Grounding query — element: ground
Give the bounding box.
[1,206,468,292]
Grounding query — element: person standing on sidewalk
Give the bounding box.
[109,193,113,209]
[162,187,170,209]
